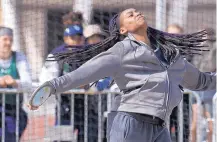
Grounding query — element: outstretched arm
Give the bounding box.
[180,59,216,91]
[49,43,123,94]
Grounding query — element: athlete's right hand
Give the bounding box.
[27,103,39,110]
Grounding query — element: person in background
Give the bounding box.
[0,26,32,141]
[191,28,216,142]
[84,24,107,45]
[39,24,87,142]
[40,11,85,82]
[167,24,183,33]
[41,11,86,142]
[84,24,112,141]
[83,24,111,91]
[39,24,84,82]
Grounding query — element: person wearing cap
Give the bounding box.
[39,24,87,141]
[84,24,107,45]
[84,24,111,92]
[84,24,113,141]
[39,24,85,93]
[0,26,32,141]
[63,24,84,47]
[39,24,84,82]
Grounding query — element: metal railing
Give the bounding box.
[181,90,203,142]
[0,88,207,142]
[54,89,121,142]
[0,89,23,142]
[0,88,121,142]
[212,92,217,142]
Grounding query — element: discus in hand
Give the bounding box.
[29,82,54,108]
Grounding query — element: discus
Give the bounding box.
[29,82,53,107]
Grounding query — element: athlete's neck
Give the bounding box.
[132,26,150,46]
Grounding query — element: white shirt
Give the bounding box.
[39,54,60,84]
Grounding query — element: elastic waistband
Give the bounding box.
[119,111,165,127]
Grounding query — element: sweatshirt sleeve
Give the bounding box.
[180,58,216,91]
[49,42,124,94]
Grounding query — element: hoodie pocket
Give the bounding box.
[138,76,166,107]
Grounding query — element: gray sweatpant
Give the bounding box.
[108,111,171,142]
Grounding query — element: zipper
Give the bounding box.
[150,50,169,120]
[163,52,181,120]
[139,39,181,69]
[138,40,181,120]
[164,71,170,120]
[152,50,181,120]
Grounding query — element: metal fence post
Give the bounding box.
[184,90,203,142]
[84,94,88,142]
[1,93,5,142]
[57,93,61,142]
[194,92,203,142]
[15,93,20,142]
[178,99,183,142]
[156,0,167,30]
[70,93,75,140]
[98,94,102,142]
[107,92,112,113]
[212,93,217,142]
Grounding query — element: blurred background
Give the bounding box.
[0,0,216,142]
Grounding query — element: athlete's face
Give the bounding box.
[119,8,147,35]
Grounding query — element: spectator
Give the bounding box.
[168,25,216,142]
[191,28,216,142]
[83,24,112,141]
[83,24,110,90]
[84,24,107,44]
[0,26,32,141]
[40,11,85,82]
[63,25,84,47]
[167,24,183,34]
[39,24,87,142]
[83,24,111,91]
[39,24,84,82]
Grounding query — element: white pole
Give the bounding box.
[178,99,183,142]
[1,0,21,51]
[73,0,93,26]
[213,93,217,142]
[168,0,188,28]
[155,0,167,30]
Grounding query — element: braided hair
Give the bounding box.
[48,14,122,66]
[49,14,210,66]
[147,27,209,63]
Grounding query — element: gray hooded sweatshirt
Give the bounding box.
[50,34,216,121]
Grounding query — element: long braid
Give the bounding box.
[49,14,210,66]
[147,27,210,54]
[48,14,122,66]
[147,27,210,62]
